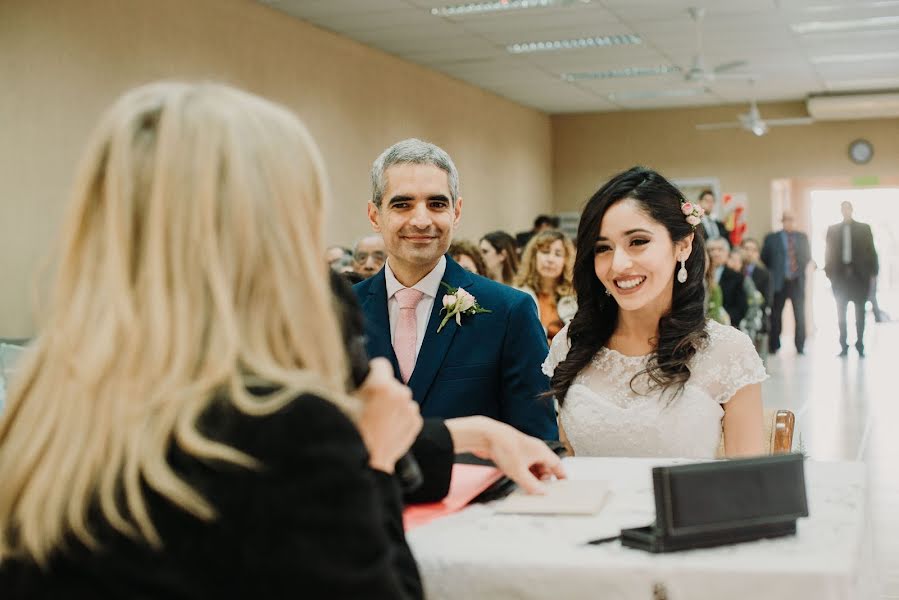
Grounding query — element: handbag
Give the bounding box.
[620,453,809,553]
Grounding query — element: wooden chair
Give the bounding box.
[717,408,795,457]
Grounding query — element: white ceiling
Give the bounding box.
[260,0,899,113]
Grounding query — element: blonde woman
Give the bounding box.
[0,83,427,598]
[514,230,578,342]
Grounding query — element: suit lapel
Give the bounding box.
[408,256,473,408]
[360,270,401,379]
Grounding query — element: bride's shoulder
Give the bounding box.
[699,319,757,358]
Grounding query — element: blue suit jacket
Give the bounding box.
[760,230,810,293]
[354,256,558,441]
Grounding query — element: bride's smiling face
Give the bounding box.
[593,198,691,313]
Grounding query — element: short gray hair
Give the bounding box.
[370,138,459,207]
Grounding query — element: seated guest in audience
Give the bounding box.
[707,238,748,329]
[705,247,730,326]
[515,214,559,250]
[448,239,487,276]
[326,244,352,271]
[355,138,557,440]
[740,237,772,310]
[727,248,765,341]
[697,189,729,247]
[513,230,578,342]
[479,230,519,285]
[544,167,765,458]
[353,234,387,279]
[0,83,564,600]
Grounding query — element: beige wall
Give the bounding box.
[551,103,899,238]
[0,0,552,337]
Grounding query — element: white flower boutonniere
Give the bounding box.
[437,282,491,333]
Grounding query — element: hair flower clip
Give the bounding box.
[680,201,704,228]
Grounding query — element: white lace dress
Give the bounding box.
[543,320,767,458]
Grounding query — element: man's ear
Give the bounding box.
[453,197,463,229]
[677,232,695,261]
[367,202,381,232]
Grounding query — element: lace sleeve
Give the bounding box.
[541,324,571,378]
[693,321,767,404]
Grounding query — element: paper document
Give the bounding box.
[495,479,610,515]
[403,463,503,531]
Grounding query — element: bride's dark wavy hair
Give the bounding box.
[550,166,708,406]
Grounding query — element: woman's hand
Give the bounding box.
[445,416,566,494]
[355,358,423,473]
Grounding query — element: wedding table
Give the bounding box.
[407,457,878,600]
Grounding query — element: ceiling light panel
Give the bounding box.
[507,34,641,53]
[561,65,680,81]
[791,14,899,33]
[811,50,899,62]
[430,0,580,17]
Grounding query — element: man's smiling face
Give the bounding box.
[368,163,462,276]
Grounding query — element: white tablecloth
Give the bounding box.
[407,457,878,600]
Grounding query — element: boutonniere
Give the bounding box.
[437,282,491,333]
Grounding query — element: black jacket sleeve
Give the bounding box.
[404,419,454,504]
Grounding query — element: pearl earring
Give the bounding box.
[677,259,688,283]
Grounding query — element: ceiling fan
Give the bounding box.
[696,99,815,136]
[682,7,751,84]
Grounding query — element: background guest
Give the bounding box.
[449,239,487,276]
[326,244,352,271]
[479,230,519,285]
[705,247,730,326]
[514,230,577,342]
[697,189,729,247]
[761,211,810,355]
[515,214,559,250]
[825,201,879,357]
[707,238,747,329]
[353,234,387,279]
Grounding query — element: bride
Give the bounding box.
[544,167,765,458]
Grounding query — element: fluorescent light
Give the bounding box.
[562,65,679,81]
[507,34,641,54]
[811,51,899,63]
[791,14,899,34]
[801,1,899,13]
[432,0,576,17]
[607,88,706,101]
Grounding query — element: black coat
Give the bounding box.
[825,220,879,297]
[0,393,426,599]
[718,266,748,329]
[748,263,772,309]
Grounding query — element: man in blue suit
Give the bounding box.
[354,139,557,440]
[761,211,811,355]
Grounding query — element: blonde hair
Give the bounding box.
[514,230,575,298]
[0,82,353,564]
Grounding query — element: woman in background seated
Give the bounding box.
[448,239,487,276]
[0,82,562,600]
[514,230,578,342]
[705,247,730,326]
[479,230,519,285]
[544,167,765,459]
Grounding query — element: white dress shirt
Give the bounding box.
[384,255,447,367]
[842,222,852,264]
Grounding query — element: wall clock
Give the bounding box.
[848,139,873,164]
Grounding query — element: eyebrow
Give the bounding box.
[387,194,451,205]
[595,228,653,241]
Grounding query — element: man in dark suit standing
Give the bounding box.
[761,211,811,355]
[825,201,879,357]
[707,238,747,328]
[698,189,729,248]
[354,138,557,440]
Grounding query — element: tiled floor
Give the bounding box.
[764,311,898,598]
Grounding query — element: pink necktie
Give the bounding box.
[394,288,425,383]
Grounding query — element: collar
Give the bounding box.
[385,255,447,300]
